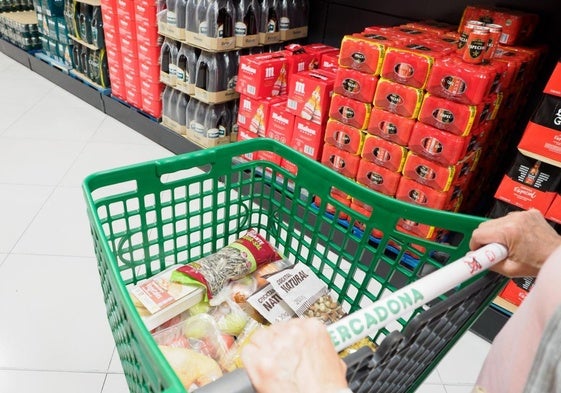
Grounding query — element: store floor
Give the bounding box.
[0,51,493,393]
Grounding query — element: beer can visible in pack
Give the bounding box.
[456,20,480,55]
[483,24,502,62]
[462,26,489,64]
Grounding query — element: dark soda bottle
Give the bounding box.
[176,43,198,86]
[259,0,278,34]
[166,0,177,28]
[191,99,208,135]
[162,85,174,120]
[169,88,181,124]
[278,0,291,31]
[186,95,198,131]
[196,51,226,92]
[223,50,238,91]
[90,6,104,48]
[196,0,209,35]
[72,43,82,72]
[210,0,234,38]
[230,99,239,136]
[160,38,173,75]
[235,0,259,36]
[175,0,187,32]
[78,2,93,44]
[204,103,232,138]
[169,40,180,82]
[185,0,198,33]
[176,92,190,131]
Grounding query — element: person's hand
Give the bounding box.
[241,318,348,393]
[469,209,561,277]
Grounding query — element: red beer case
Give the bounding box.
[286,69,336,125]
[426,57,495,105]
[408,121,471,166]
[356,159,402,197]
[236,52,288,99]
[373,78,424,119]
[324,119,365,155]
[329,93,372,130]
[361,134,407,172]
[418,93,483,136]
[333,67,379,103]
[237,95,287,136]
[338,34,388,75]
[395,176,453,211]
[366,108,416,146]
[321,143,361,179]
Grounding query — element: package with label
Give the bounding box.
[236,52,288,99]
[324,119,365,155]
[321,143,361,179]
[237,95,287,136]
[367,108,416,146]
[286,69,336,125]
[333,67,379,103]
[356,159,402,197]
[338,34,388,75]
[418,93,484,136]
[408,122,472,167]
[373,78,424,119]
[361,134,407,172]
[329,93,372,130]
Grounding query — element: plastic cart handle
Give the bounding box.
[197,243,508,393]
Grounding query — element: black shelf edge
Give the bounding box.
[0,40,32,67]
[101,94,201,155]
[28,54,105,112]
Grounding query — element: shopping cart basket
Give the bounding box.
[83,138,507,393]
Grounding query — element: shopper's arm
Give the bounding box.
[469,209,561,277]
[241,318,349,393]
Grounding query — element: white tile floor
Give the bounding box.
[0,51,492,392]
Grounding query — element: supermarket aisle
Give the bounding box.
[0,51,491,393]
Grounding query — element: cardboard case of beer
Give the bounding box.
[338,34,389,75]
[237,95,287,136]
[286,69,336,125]
[282,117,325,175]
[236,52,288,99]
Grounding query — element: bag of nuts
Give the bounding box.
[266,262,346,325]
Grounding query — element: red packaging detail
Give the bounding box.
[321,144,361,179]
[320,51,340,72]
[396,219,436,240]
[324,119,365,155]
[402,151,472,192]
[338,35,386,75]
[328,93,371,130]
[499,279,530,307]
[373,78,424,119]
[237,128,259,161]
[361,134,407,172]
[545,194,561,224]
[395,177,450,210]
[267,105,295,142]
[237,95,287,136]
[418,93,482,136]
[290,117,325,161]
[408,122,470,166]
[313,192,351,221]
[286,69,336,125]
[367,108,415,146]
[544,62,561,98]
[349,201,384,240]
[380,45,439,89]
[236,53,288,99]
[356,159,401,197]
[333,68,379,103]
[399,20,456,36]
[426,57,494,105]
[518,121,561,167]
[494,175,556,215]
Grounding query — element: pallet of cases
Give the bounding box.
[0,10,41,51]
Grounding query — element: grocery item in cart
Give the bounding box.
[171,229,283,300]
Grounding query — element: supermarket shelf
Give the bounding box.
[68,34,101,51]
[0,37,507,343]
[78,0,101,6]
[69,69,111,95]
